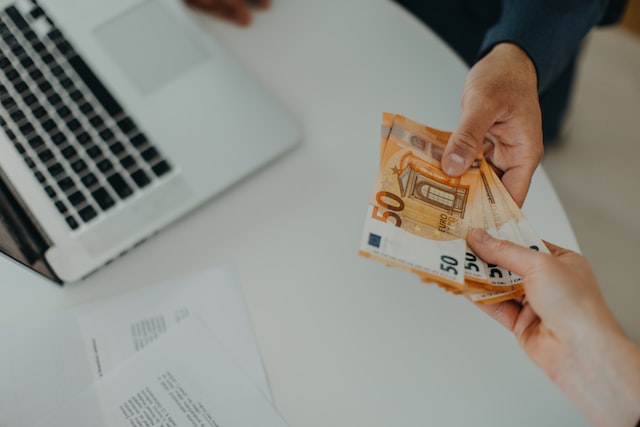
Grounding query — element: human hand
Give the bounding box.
[183,0,271,26]
[467,229,640,427]
[442,43,543,207]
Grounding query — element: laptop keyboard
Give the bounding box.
[0,0,172,231]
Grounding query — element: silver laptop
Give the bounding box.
[0,0,300,283]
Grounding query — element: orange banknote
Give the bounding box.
[360,113,546,304]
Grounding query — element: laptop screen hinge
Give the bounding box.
[0,171,61,283]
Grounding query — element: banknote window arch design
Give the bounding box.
[396,160,468,217]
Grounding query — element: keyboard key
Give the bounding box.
[96,158,113,173]
[28,135,45,149]
[10,44,25,57]
[66,118,81,131]
[99,128,114,141]
[41,53,55,65]
[19,122,34,136]
[140,147,159,162]
[57,176,75,192]
[77,131,91,145]
[37,148,54,163]
[120,155,136,170]
[86,145,102,158]
[151,160,171,177]
[30,7,45,19]
[51,132,66,145]
[107,173,133,199]
[117,117,136,134]
[37,80,52,93]
[81,172,98,188]
[34,171,46,183]
[47,162,64,177]
[13,80,28,93]
[89,115,103,128]
[56,105,71,118]
[91,187,115,210]
[1,96,17,109]
[47,93,62,105]
[78,205,97,222]
[109,141,125,156]
[41,118,57,132]
[55,200,67,214]
[29,68,43,81]
[131,169,150,188]
[24,155,35,169]
[67,190,85,206]
[47,29,63,41]
[31,40,47,55]
[5,7,28,30]
[10,108,25,122]
[44,185,56,198]
[79,102,93,115]
[55,40,72,56]
[70,158,87,173]
[60,145,77,159]
[69,90,83,102]
[19,56,34,69]
[67,55,123,117]
[32,106,47,118]
[65,215,79,230]
[51,65,67,79]
[23,92,37,105]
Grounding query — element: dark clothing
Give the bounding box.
[394,0,628,142]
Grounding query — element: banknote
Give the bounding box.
[360,113,545,304]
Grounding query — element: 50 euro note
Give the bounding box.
[360,113,547,304]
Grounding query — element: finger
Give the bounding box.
[541,240,573,257]
[467,228,543,276]
[442,100,496,177]
[499,165,534,208]
[249,0,271,9]
[184,0,251,25]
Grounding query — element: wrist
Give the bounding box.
[484,42,538,89]
[557,328,640,427]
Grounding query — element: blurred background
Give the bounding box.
[542,2,640,341]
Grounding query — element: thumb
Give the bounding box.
[467,228,543,277]
[442,104,495,177]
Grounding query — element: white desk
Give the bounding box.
[0,1,586,426]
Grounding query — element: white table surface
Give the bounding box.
[0,1,586,426]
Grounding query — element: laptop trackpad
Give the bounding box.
[93,0,208,95]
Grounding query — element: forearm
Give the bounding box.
[557,330,640,427]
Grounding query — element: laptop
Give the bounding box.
[0,0,300,283]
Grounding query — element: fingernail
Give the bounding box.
[471,228,490,242]
[443,153,465,176]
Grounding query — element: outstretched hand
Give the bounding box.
[183,0,271,26]
[442,43,543,207]
[467,229,640,427]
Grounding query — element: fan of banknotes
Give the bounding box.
[359,113,548,304]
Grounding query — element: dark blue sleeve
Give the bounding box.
[478,0,610,93]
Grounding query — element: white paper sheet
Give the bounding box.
[0,266,271,427]
[36,318,288,427]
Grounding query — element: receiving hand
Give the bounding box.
[466,229,640,427]
[183,0,271,26]
[442,43,543,207]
